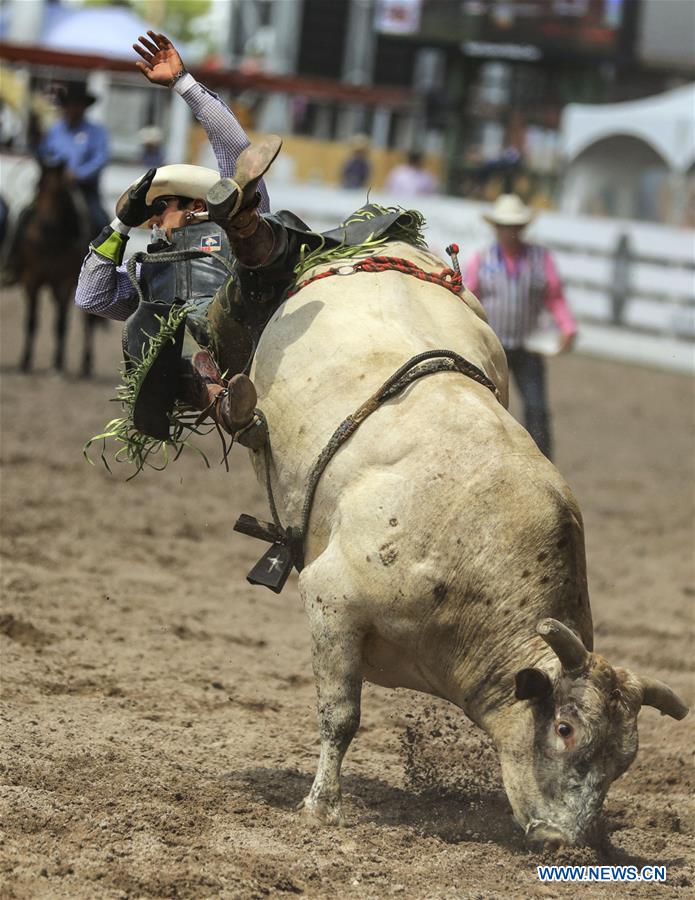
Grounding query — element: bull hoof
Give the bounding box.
[297,795,345,826]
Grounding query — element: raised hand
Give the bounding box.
[133,31,185,87]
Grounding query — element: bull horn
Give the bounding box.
[537,618,589,675]
[640,676,689,720]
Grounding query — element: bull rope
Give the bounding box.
[286,254,463,299]
[262,348,501,572]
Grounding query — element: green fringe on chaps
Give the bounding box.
[83,303,214,479]
[293,207,427,281]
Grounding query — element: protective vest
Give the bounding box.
[139,221,233,313]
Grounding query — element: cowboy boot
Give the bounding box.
[184,349,259,436]
[197,352,268,446]
[218,373,258,433]
[179,349,224,411]
[206,135,282,268]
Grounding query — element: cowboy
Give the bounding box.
[39,81,109,232]
[76,31,273,439]
[464,194,577,460]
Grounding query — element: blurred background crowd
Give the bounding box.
[0,0,693,374]
[1,0,693,219]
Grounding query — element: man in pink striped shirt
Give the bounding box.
[464,194,577,460]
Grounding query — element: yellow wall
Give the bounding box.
[189,122,443,191]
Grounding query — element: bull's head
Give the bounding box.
[498,618,688,848]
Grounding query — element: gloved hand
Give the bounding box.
[118,168,167,227]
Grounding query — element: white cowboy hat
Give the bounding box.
[483,193,534,226]
[138,125,163,145]
[115,164,221,222]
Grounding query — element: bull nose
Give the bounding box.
[525,821,571,850]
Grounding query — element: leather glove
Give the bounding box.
[118,168,167,227]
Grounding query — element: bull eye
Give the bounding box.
[556,721,573,739]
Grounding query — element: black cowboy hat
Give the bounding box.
[58,82,97,107]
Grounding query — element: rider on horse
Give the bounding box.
[2,81,109,287]
[40,81,109,232]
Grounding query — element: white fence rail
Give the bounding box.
[267,180,694,375]
[2,153,693,374]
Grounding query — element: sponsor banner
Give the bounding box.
[375,0,422,35]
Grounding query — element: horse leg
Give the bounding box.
[52,284,70,372]
[20,286,39,372]
[299,565,364,825]
[81,313,95,379]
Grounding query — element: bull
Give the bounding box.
[247,240,688,847]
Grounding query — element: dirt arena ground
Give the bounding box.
[1,286,693,899]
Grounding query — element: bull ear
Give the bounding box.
[640,676,689,720]
[515,667,553,701]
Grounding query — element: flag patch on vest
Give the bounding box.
[199,234,222,252]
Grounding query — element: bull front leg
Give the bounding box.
[300,594,364,826]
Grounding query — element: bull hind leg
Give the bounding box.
[300,592,364,825]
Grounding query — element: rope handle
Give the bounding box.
[446,243,461,277]
[286,254,465,299]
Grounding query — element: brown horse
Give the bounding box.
[15,161,102,376]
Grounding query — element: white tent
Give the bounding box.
[40,6,158,59]
[559,85,695,225]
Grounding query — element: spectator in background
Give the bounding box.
[464,194,577,461]
[2,82,109,286]
[340,134,371,189]
[385,150,437,196]
[138,125,165,168]
[476,144,522,194]
[40,81,109,231]
[0,100,22,149]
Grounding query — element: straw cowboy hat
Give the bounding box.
[483,193,535,226]
[116,164,221,223]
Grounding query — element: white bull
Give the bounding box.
[249,240,688,847]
